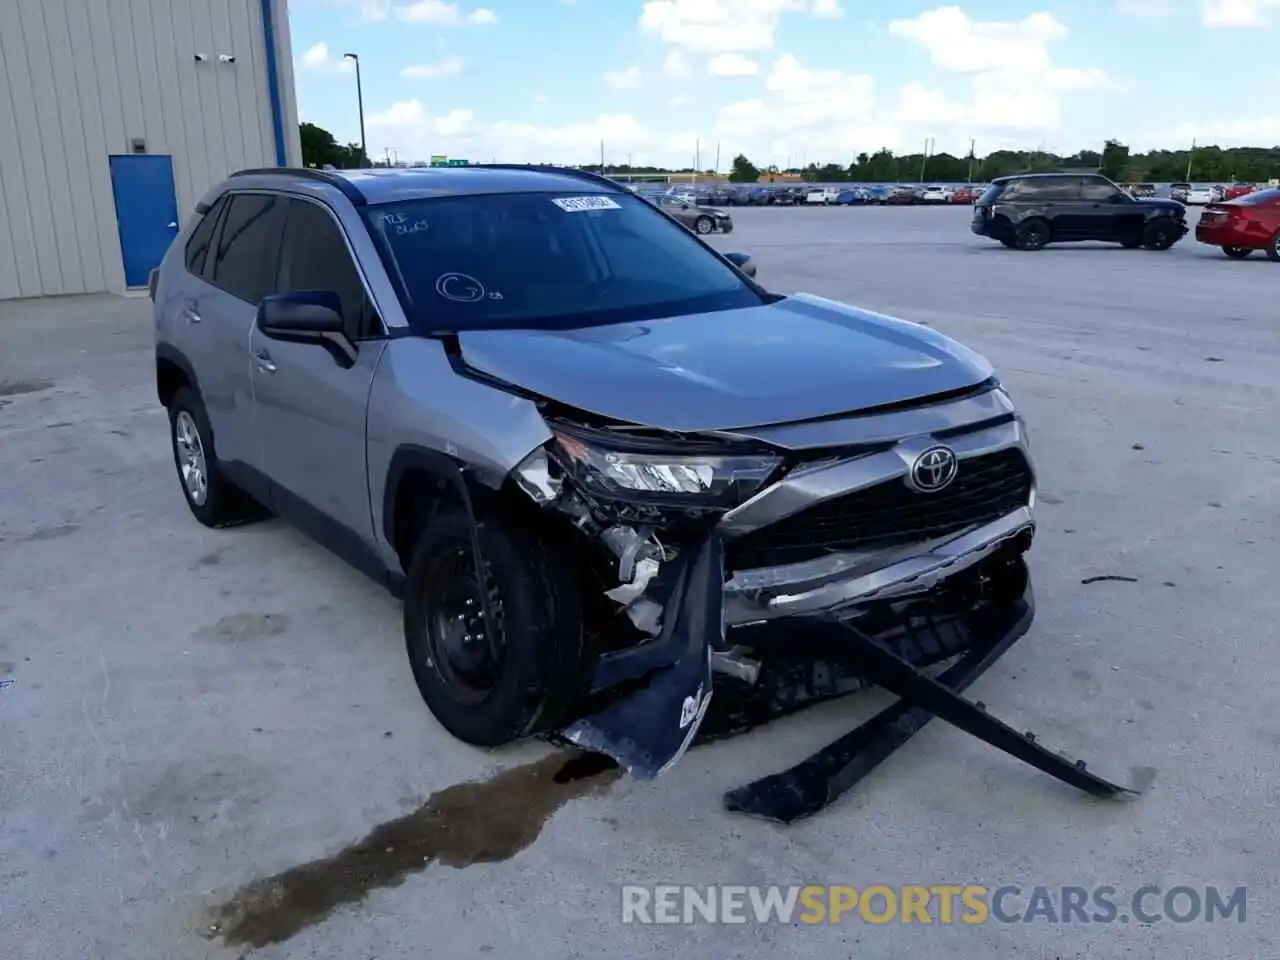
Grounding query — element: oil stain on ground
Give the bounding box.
[210,750,619,950]
[0,378,54,397]
[194,612,289,644]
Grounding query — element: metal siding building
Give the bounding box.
[0,0,301,300]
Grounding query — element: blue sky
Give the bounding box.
[287,0,1280,169]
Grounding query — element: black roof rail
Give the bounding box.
[467,163,626,192]
[228,166,367,204]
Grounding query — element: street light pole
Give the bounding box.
[343,53,367,168]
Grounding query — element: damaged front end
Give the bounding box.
[505,393,1145,820]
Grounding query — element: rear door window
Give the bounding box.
[184,195,228,277]
[210,193,284,304]
[1079,178,1124,201]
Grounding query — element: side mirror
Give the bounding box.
[257,291,356,366]
[258,291,345,337]
[724,252,756,278]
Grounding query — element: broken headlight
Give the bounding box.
[549,423,782,510]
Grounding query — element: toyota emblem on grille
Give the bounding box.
[910,445,958,492]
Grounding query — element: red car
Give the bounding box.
[1194,187,1280,260]
[951,187,979,204]
[1224,182,1256,201]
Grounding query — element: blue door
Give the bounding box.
[108,155,180,287]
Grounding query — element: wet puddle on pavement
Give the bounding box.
[209,750,619,950]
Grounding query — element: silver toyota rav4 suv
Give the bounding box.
[153,165,1037,776]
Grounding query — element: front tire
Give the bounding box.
[1014,219,1050,251]
[1266,231,1280,262]
[403,508,589,747]
[694,215,714,235]
[1141,218,1179,250]
[1223,245,1252,259]
[167,387,262,528]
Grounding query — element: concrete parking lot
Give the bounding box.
[2,206,1277,960]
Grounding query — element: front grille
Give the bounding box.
[726,448,1033,570]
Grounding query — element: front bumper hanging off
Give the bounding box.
[723,586,1148,823]
[552,532,1149,822]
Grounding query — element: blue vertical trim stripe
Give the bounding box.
[260,0,287,166]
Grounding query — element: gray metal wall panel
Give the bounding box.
[0,0,298,300]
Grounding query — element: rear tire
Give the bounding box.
[1222,245,1252,259]
[1141,218,1179,251]
[1266,231,1280,262]
[1014,219,1050,251]
[403,507,589,747]
[167,387,263,528]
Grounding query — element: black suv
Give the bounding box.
[971,173,1188,251]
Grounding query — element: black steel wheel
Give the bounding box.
[403,507,589,746]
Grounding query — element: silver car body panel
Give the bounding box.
[723,508,1034,625]
[455,293,995,433]
[716,412,1034,626]
[719,415,1029,536]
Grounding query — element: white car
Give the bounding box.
[919,185,954,203]
[805,187,840,204]
[1177,185,1213,205]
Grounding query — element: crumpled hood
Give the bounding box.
[456,293,994,432]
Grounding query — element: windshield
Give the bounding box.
[364,191,761,333]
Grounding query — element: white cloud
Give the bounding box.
[1200,0,1280,24]
[366,100,654,163]
[394,1,498,24]
[1160,115,1280,145]
[712,54,898,162]
[811,0,843,16]
[662,50,693,79]
[401,56,464,78]
[1115,0,1176,16]
[897,83,967,125]
[887,7,1117,131]
[639,0,806,55]
[888,7,1067,73]
[708,53,759,76]
[298,42,355,74]
[604,65,643,89]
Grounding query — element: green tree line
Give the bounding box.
[300,122,366,168]
[298,120,1280,184]
[726,141,1280,184]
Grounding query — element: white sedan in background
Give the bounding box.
[919,185,954,203]
[1172,183,1214,204]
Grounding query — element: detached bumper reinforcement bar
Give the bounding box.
[725,602,1148,823]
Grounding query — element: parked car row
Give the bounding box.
[628,182,989,208]
[970,172,1280,260]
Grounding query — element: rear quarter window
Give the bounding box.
[184,196,227,276]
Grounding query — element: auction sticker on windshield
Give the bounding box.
[551,195,621,212]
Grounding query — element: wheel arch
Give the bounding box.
[155,344,201,409]
[383,444,541,572]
